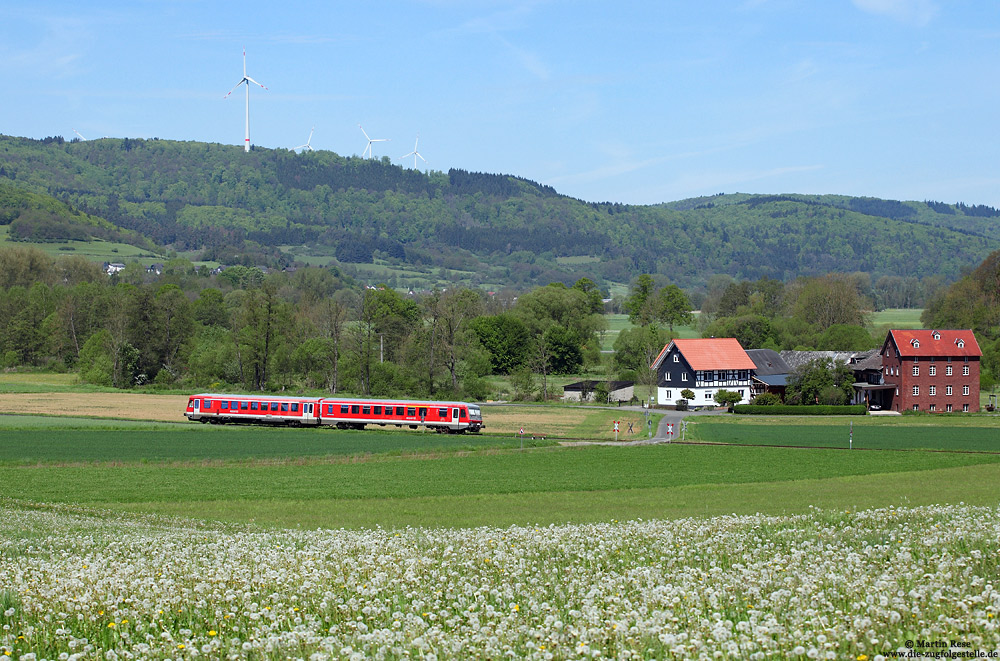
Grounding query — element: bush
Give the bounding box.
[752,392,781,406]
[733,404,867,415]
[675,399,689,411]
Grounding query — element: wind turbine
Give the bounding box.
[292,127,315,152]
[359,124,388,159]
[224,48,268,153]
[399,134,427,169]
[72,129,86,141]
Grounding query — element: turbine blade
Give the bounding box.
[417,153,427,163]
[224,79,246,98]
[245,76,267,89]
[358,124,370,140]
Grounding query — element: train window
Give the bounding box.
[396,406,405,416]
[240,402,248,410]
[230,401,238,409]
[251,402,259,411]
[221,401,229,410]
[418,407,427,419]
[291,403,299,412]
[203,399,211,408]
[281,403,289,412]
[373,406,382,415]
[341,405,349,414]
[438,408,447,418]
[271,402,280,411]
[407,407,416,417]
[461,408,467,418]
[351,405,359,414]
[362,406,371,415]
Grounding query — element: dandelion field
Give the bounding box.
[1,500,998,660]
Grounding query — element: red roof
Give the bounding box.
[885,329,981,358]
[652,337,756,370]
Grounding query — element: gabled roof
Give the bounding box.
[884,329,981,358]
[745,349,790,376]
[651,338,756,370]
[563,380,634,392]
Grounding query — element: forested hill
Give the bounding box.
[0,134,997,289]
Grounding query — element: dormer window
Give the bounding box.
[911,339,920,348]
[956,339,965,348]
[932,331,940,340]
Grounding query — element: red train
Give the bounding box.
[184,393,484,433]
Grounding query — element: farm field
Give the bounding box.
[690,415,1000,452]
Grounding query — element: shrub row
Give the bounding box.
[733,404,868,416]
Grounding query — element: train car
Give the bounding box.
[185,393,322,425]
[317,398,484,433]
[184,393,484,432]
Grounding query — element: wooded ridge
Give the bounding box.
[1,134,996,290]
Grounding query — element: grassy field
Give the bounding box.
[689,417,1000,452]
[0,225,165,264]
[871,307,923,328]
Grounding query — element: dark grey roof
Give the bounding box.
[755,374,788,387]
[851,350,883,371]
[745,349,791,376]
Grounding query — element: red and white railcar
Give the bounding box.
[184,394,484,433]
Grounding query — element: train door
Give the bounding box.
[305,402,315,424]
[452,407,459,429]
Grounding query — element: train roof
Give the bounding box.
[189,393,480,407]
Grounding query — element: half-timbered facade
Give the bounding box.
[650,338,756,407]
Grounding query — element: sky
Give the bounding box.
[2,0,999,207]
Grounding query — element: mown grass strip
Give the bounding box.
[2,444,997,504]
[113,462,1000,529]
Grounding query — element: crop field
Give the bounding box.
[690,416,1000,452]
[2,388,1000,658]
[871,307,924,328]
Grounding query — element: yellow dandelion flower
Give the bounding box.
[107,622,116,628]
[177,644,185,649]
[209,630,217,636]
[512,604,519,612]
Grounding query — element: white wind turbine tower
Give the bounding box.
[292,127,315,152]
[399,134,427,169]
[224,48,268,153]
[359,124,388,159]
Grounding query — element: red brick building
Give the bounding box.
[881,329,981,413]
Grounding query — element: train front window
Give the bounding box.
[469,406,481,419]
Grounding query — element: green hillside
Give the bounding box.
[0,134,996,289]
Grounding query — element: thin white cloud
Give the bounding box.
[851,0,938,27]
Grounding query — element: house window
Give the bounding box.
[963,365,970,376]
[929,404,936,412]
[682,373,688,381]
[963,404,970,412]
[946,366,953,376]
[928,365,936,376]
[665,390,672,400]
[705,391,713,399]
[946,404,953,412]
[963,385,970,396]
[946,386,953,396]
[911,339,920,348]
[665,372,671,381]
[913,404,919,411]
[912,365,919,376]
[912,386,919,396]
[932,332,940,340]
[929,386,936,396]
[673,354,679,363]
[957,339,965,348]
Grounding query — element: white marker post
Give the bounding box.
[614,420,619,442]
[849,421,853,450]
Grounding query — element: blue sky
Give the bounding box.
[2,1,999,207]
